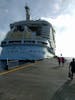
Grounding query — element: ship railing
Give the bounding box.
[1,39,49,47]
[1,40,21,46]
[23,40,48,46]
[8,40,21,44]
[1,41,7,46]
[1,41,6,45]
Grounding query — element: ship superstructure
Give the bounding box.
[0,6,56,67]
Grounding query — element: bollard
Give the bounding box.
[5,64,8,70]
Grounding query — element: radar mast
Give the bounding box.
[25,5,30,20]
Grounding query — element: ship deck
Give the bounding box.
[0,58,75,100]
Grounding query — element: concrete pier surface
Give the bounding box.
[0,58,75,100]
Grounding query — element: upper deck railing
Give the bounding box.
[1,39,49,47]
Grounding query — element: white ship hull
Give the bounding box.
[0,45,54,60]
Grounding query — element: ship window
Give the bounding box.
[29,26,41,36]
[13,25,24,32]
[13,26,17,32]
[29,26,38,31]
[1,41,6,45]
[16,25,24,32]
[9,40,21,44]
[24,41,35,43]
[42,42,47,45]
[10,26,14,29]
[42,23,47,26]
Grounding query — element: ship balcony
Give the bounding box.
[1,40,21,46]
[1,40,49,47]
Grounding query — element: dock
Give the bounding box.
[0,58,75,100]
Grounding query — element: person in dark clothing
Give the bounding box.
[69,58,75,79]
[57,57,61,66]
[61,57,65,66]
[57,56,65,67]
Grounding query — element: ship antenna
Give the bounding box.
[25,5,30,20]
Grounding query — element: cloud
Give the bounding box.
[42,13,75,57]
[53,3,60,11]
[0,31,6,42]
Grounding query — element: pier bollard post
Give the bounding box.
[4,58,8,70]
[5,64,8,70]
[0,60,8,70]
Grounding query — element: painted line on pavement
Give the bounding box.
[0,62,37,76]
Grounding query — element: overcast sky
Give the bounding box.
[0,0,75,57]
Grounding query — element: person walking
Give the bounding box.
[69,58,75,79]
[57,57,61,66]
[57,56,65,67]
[61,57,65,66]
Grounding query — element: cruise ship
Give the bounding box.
[0,6,56,67]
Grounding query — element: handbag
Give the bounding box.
[68,72,72,79]
[68,72,71,77]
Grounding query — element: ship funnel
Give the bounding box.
[25,5,30,20]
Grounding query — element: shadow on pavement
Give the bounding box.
[51,80,75,100]
[51,66,60,70]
